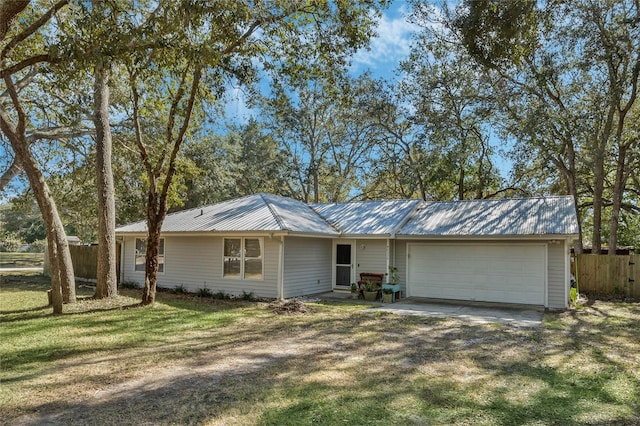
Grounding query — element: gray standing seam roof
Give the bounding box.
[115,193,338,235]
[115,194,578,237]
[398,196,578,237]
[311,199,421,236]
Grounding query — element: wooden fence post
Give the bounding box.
[630,255,639,298]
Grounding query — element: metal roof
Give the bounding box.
[115,193,338,235]
[116,194,579,238]
[311,199,422,236]
[398,196,579,237]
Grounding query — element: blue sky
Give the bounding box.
[226,0,512,179]
[350,2,418,79]
[226,2,418,122]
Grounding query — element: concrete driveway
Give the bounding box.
[365,300,544,328]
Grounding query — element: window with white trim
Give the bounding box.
[223,237,263,280]
[135,238,165,273]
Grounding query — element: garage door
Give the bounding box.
[407,244,546,305]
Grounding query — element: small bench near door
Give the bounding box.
[358,272,384,300]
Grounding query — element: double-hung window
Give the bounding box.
[223,238,263,280]
[135,238,165,273]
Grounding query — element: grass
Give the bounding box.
[1,272,640,425]
[0,252,44,268]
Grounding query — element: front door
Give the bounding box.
[335,242,353,288]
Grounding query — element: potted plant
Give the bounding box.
[363,279,379,301]
[382,287,393,303]
[387,266,399,285]
[350,283,359,299]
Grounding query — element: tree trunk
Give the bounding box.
[608,143,628,255]
[563,140,583,252]
[93,64,117,297]
[591,150,605,254]
[0,157,22,191]
[141,206,161,305]
[0,113,75,311]
[0,0,31,41]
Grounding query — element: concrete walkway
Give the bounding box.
[316,292,543,328]
[0,267,43,272]
[366,301,543,328]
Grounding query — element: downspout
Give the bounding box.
[385,238,390,283]
[277,235,285,300]
[118,236,125,284]
[566,237,573,306]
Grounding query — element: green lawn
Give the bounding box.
[0,252,44,268]
[1,272,639,425]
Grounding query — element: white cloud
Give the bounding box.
[352,6,419,72]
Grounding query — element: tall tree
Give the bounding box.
[122,1,385,305]
[0,0,77,312]
[93,62,117,297]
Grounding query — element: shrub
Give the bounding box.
[120,280,140,289]
[0,233,24,252]
[198,287,212,298]
[173,284,187,294]
[241,290,255,301]
[27,239,47,253]
[212,291,230,300]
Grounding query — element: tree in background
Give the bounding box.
[400,5,503,200]
[452,0,640,252]
[180,119,288,208]
[259,74,381,203]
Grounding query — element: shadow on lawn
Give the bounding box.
[4,275,640,425]
[10,304,640,426]
[0,304,50,315]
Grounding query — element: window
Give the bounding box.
[223,237,263,280]
[135,238,165,273]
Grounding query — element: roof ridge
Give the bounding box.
[259,193,287,231]
[390,200,423,237]
[312,198,421,207]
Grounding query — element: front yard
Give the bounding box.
[1,272,639,425]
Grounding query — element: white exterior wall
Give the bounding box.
[355,239,387,278]
[547,241,568,309]
[283,236,332,298]
[121,235,280,298]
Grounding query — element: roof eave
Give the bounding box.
[395,233,579,240]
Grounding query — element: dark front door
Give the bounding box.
[335,244,352,287]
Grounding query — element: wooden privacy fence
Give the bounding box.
[576,254,639,297]
[45,244,121,282]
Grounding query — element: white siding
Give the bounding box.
[355,239,387,278]
[283,236,332,298]
[547,242,567,309]
[121,235,279,298]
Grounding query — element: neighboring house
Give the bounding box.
[115,193,579,309]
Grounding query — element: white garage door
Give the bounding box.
[407,244,546,305]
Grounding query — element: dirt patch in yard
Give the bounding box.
[3,286,640,426]
[269,299,314,315]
